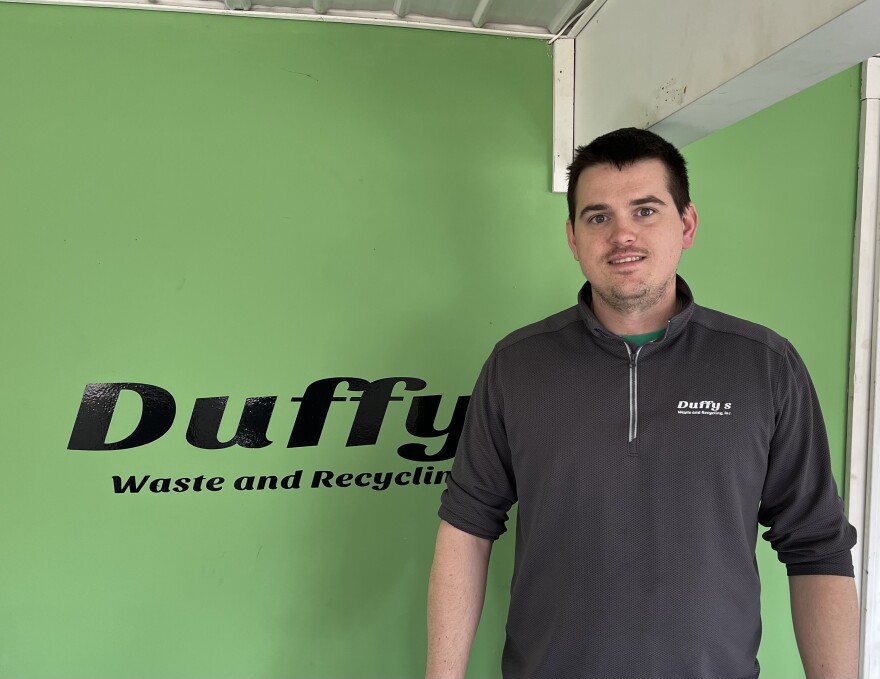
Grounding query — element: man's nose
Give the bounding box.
[610,218,637,245]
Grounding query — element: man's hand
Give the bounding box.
[426,520,492,679]
[789,574,859,679]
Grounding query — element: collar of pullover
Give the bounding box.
[577,275,697,345]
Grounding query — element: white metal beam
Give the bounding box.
[392,0,407,18]
[312,0,327,14]
[571,0,880,147]
[654,0,880,146]
[848,54,880,679]
[471,0,493,28]
[552,38,575,193]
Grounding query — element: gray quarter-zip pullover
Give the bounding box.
[439,277,856,679]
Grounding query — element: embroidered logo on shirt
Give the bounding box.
[677,400,732,416]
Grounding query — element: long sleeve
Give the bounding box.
[439,351,517,541]
[758,341,857,576]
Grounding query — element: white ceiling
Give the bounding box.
[11,0,596,38]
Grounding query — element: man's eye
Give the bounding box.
[589,215,607,224]
[637,207,656,217]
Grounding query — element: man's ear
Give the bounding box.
[566,219,579,260]
[681,203,698,250]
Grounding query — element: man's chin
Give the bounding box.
[606,286,649,304]
[596,284,667,314]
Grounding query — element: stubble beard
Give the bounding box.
[594,274,673,316]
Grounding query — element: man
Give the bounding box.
[426,128,859,679]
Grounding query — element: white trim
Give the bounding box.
[566,0,609,38]
[848,55,880,679]
[552,38,575,194]
[548,0,583,35]
[471,0,493,29]
[0,0,553,39]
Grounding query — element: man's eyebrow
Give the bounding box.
[631,195,667,206]
[578,203,609,219]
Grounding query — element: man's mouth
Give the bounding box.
[609,255,646,264]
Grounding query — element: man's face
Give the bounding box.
[566,159,698,315]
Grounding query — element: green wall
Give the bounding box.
[0,6,566,678]
[0,3,859,678]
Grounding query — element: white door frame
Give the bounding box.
[846,54,880,679]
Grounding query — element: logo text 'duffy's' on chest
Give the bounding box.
[68,379,470,462]
[676,400,732,415]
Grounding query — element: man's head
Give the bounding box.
[565,128,697,323]
[566,127,691,225]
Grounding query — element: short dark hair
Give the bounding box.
[566,127,691,224]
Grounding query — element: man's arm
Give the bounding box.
[789,574,860,679]
[426,520,493,679]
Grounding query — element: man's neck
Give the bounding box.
[592,291,679,336]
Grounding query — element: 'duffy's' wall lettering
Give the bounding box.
[68,379,469,461]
